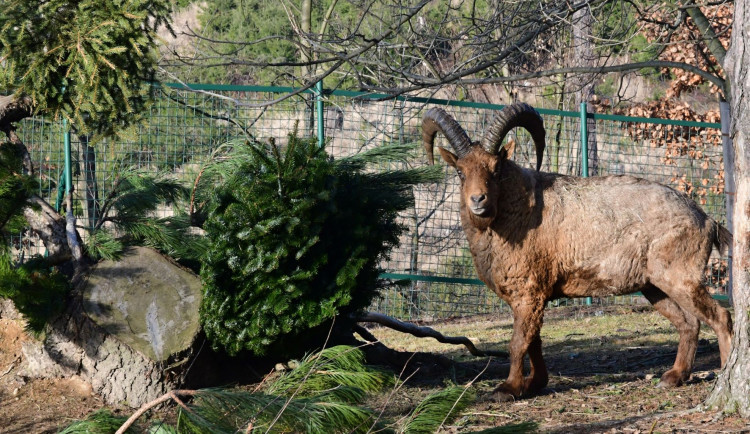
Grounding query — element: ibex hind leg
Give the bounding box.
[642,285,699,387]
[651,278,733,368]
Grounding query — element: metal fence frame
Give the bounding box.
[12,82,729,321]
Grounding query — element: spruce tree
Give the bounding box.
[0,0,173,141]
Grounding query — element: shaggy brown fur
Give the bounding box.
[424,104,734,400]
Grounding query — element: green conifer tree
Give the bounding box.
[199,130,440,356]
[0,0,173,141]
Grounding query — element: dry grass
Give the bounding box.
[362,305,749,433]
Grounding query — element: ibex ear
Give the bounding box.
[438,147,458,168]
[498,138,516,161]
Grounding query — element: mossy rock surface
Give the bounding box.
[83,246,201,361]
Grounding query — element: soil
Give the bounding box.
[1,306,749,433]
[366,305,750,433]
[0,318,107,433]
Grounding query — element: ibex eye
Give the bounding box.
[456,170,465,181]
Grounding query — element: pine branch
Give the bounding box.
[401,386,476,434]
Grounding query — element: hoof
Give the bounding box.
[489,382,522,402]
[657,370,688,388]
[488,390,516,403]
[524,375,549,394]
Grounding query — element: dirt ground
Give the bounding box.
[0,305,749,433]
[0,318,106,433]
[367,305,750,433]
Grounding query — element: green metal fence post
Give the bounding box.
[316,81,325,148]
[581,102,592,306]
[580,102,589,178]
[64,121,72,196]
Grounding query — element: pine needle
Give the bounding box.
[401,386,476,434]
[58,409,133,433]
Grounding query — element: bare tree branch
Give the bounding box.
[115,389,199,434]
[455,61,726,93]
[355,311,508,358]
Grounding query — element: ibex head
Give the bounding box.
[422,102,546,220]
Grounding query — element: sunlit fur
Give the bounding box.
[438,144,734,400]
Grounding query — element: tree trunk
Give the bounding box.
[300,0,315,136]
[19,247,204,408]
[704,0,750,415]
[76,132,100,230]
[573,6,599,175]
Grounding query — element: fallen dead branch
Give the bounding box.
[115,389,198,434]
[354,311,508,358]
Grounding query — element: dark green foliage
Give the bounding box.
[402,386,476,434]
[57,409,133,434]
[0,0,172,141]
[0,145,36,239]
[179,390,376,434]
[62,345,479,433]
[88,168,208,266]
[178,346,388,433]
[0,253,69,334]
[266,345,394,401]
[199,130,440,356]
[84,229,124,262]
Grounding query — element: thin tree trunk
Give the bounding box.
[301,0,315,136]
[573,6,599,175]
[77,133,99,230]
[704,0,750,415]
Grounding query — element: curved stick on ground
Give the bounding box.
[115,390,198,434]
[355,311,508,358]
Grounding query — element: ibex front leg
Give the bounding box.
[493,297,548,401]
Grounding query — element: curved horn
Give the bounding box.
[422,107,472,164]
[481,102,546,171]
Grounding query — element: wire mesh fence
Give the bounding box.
[10,83,728,321]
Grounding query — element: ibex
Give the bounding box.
[422,103,733,400]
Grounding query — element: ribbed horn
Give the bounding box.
[422,107,472,164]
[481,102,546,171]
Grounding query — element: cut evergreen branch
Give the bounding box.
[0,0,173,142]
[199,128,441,356]
[400,385,476,434]
[266,345,394,401]
[178,390,376,434]
[115,346,389,433]
[58,409,133,434]
[100,345,487,434]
